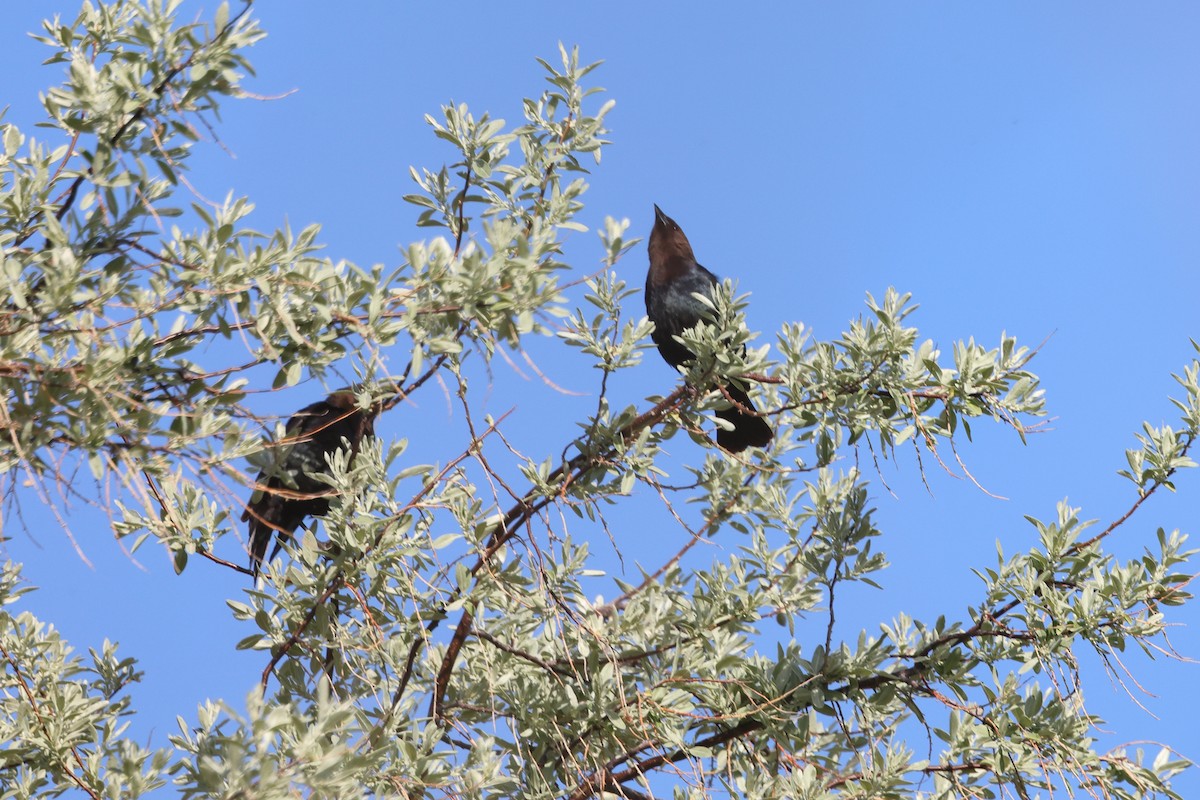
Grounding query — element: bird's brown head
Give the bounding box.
[328,378,408,415]
[648,204,695,265]
[326,389,359,411]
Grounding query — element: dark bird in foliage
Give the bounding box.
[243,386,391,578]
[645,205,772,453]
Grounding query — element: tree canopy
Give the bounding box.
[0,2,1196,798]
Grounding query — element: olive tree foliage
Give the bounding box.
[0,2,1196,798]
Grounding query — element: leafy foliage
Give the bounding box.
[0,2,1195,798]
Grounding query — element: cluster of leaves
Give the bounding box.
[0,2,1195,799]
[0,560,168,797]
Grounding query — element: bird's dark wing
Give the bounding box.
[646,263,722,368]
[244,400,343,576]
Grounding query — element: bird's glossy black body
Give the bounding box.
[243,390,377,577]
[645,205,772,452]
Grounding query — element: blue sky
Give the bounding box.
[2,2,1199,793]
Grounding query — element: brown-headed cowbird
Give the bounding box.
[243,388,381,577]
[645,204,772,452]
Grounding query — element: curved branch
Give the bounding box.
[419,385,695,723]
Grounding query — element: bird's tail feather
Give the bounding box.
[715,383,773,453]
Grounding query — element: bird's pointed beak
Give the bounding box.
[653,204,669,227]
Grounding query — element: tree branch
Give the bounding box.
[424,387,695,720]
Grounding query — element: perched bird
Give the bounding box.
[243,387,388,577]
[645,204,772,452]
